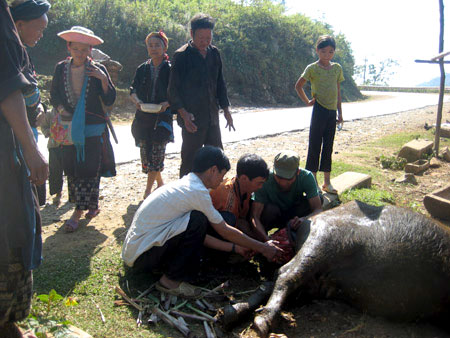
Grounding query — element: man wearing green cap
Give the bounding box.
[251,150,322,241]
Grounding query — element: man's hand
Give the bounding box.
[235,245,255,260]
[288,216,306,230]
[224,109,235,131]
[262,240,284,264]
[180,109,197,133]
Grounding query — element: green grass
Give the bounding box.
[340,188,395,206]
[368,131,435,150]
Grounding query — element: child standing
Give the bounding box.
[295,35,344,194]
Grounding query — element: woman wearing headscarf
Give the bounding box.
[50,26,116,232]
[10,0,50,206]
[130,31,173,199]
[0,1,49,337]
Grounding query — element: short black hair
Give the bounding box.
[316,35,336,50]
[190,13,215,34]
[236,154,269,180]
[192,146,230,173]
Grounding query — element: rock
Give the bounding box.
[429,157,441,168]
[404,159,430,174]
[423,184,450,221]
[398,139,433,163]
[440,124,450,138]
[395,173,418,185]
[442,147,450,162]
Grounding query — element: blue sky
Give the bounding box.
[284,0,450,86]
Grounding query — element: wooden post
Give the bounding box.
[435,0,445,156]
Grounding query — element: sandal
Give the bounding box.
[64,219,79,233]
[322,184,338,194]
[155,281,202,299]
[85,208,100,219]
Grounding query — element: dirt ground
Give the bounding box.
[38,102,450,337]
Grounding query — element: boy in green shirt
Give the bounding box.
[295,35,344,194]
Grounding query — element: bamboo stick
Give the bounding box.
[115,286,143,312]
[203,321,215,338]
[152,307,190,337]
[170,309,212,322]
[186,303,217,322]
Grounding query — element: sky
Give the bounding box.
[283,0,450,86]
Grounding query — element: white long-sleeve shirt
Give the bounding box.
[122,173,223,267]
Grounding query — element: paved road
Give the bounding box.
[37,91,449,164]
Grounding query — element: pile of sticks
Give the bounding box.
[114,281,229,337]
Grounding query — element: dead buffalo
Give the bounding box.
[253,200,450,337]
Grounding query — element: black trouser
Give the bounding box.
[260,198,313,231]
[180,124,223,178]
[306,102,337,173]
[48,147,64,196]
[133,210,208,282]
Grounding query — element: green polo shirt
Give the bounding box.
[253,169,319,211]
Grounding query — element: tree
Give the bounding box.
[355,58,399,85]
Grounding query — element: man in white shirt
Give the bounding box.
[122,146,283,297]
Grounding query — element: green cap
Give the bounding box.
[273,150,299,179]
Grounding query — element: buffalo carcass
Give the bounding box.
[254,200,450,337]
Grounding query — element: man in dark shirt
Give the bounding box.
[168,13,235,177]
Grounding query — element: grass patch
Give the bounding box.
[340,188,395,206]
[369,131,435,150]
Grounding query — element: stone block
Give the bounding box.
[404,159,430,174]
[398,139,433,163]
[423,184,450,221]
[330,172,372,194]
[442,147,450,162]
[429,157,441,168]
[440,124,450,138]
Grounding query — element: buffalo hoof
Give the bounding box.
[253,314,270,338]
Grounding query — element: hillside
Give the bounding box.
[27,0,363,105]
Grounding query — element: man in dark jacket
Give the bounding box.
[168,13,235,177]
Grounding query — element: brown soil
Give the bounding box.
[39,102,450,337]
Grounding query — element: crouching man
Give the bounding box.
[252,150,323,241]
[122,146,283,298]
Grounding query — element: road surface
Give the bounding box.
[37,91,449,164]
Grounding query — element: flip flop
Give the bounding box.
[322,184,338,194]
[85,208,100,219]
[64,219,79,233]
[155,281,202,299]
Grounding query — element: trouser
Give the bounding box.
[133,210,208,282]
[180,124,223,178]
[260,198,314,231]
[62,138,102,210]
[305,102,337,173]
[48,146,64,196]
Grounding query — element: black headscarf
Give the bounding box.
[10,0,50,22]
